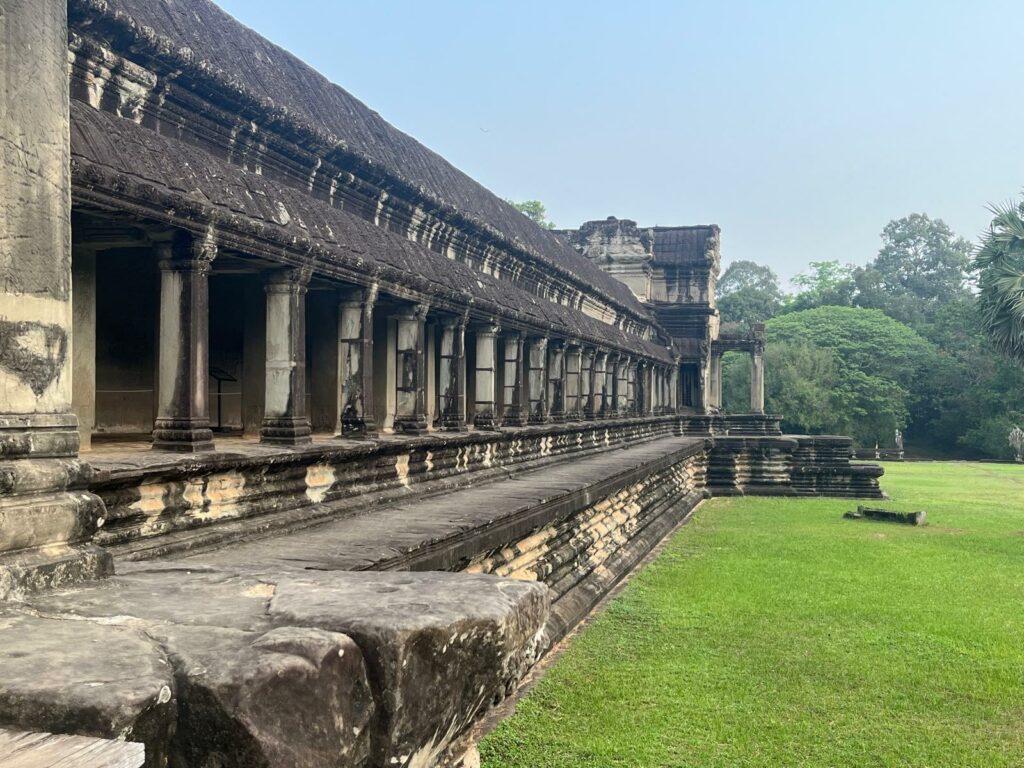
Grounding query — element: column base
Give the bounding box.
[0,486,112,600]
[473,414,498,431]
[549,413,566,423]
[339,416,378,439]
[394,416,429,435]
[0,413,81,458]
[152,419,215,452]
[261,417,313,446]
[501,411,527,428]
[441,417,468,432]
[527,415,550,425]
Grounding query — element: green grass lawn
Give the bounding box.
[480,462,1024,767]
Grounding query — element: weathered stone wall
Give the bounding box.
[707,435,884,498]
[464,450,708,644]
[85,417,880,566]
[91,417,683,559]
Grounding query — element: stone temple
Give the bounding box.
[0,1,883,765]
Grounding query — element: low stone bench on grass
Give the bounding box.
[844,505,927,525]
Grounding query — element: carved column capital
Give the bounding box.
[157,231,218,275]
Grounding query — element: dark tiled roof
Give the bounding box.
[69,0,648,319]
[651,226,720,266]
[70,102,674,361]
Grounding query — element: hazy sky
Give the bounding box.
[215,0,1023,282]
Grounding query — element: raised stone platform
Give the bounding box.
[0,419,881,766]
[87,417,683,561]
[176,434,709,644]
[0,428,709,767]
[706,434,885,498]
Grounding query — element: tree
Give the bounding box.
[855,213,972,328]
[974,200,1024,366]
[767,306,933,390]
[724,306,936,448]
[508,200,556,229]
[716,260,784,326]
[785,260,856,312]
[721,342,845,435]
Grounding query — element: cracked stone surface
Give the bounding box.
[3,566,549,767]
[0,614,176,766]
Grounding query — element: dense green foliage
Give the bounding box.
[974,201,1024,365]
[723,308,934,445]
[785,259,856,312]
[481,462,1024,768]
[715,260,783,325]
[855,213,972,327]
[717,213,1024,458]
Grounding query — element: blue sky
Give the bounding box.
[215,0,1023,282]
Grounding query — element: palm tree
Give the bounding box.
[974,200,1024,365]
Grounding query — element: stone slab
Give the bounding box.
[0,615,175,765]
[15,566,548,768]
[0,728,144,768]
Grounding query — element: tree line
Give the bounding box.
[718,212,1024,459]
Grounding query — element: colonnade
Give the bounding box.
[143,231,684,451]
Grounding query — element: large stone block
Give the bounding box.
[159,624,375,768]
[267,571,549,768]
[20,565,549,767]
[0,614,176,765]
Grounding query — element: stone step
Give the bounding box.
[0,728,143,768]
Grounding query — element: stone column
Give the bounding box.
[337,284,377,437]
[547,340,566,423]
[261,269,312,445]
[669,363,680,413]
[153,234,216,452]
[652,367,662,414]
[0,0,109,596]
[616,356,629,415]
[565,344,582,420]
[636,362,647,415]
[72,244,97,452]
[473,324,500,429]
[602,354,614,418]
[751,347,765,415]
[394,303,429,434]
[592,352,608,418]
[581,349,595,419]
[709,353,723,409]
[501,331,527,427]
[438,316,467,431]
[527,337,549,424]
[622,360,630,415]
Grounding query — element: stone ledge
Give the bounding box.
[174,436,707,574]
[2,568,548,768]
[92,417,683,560]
